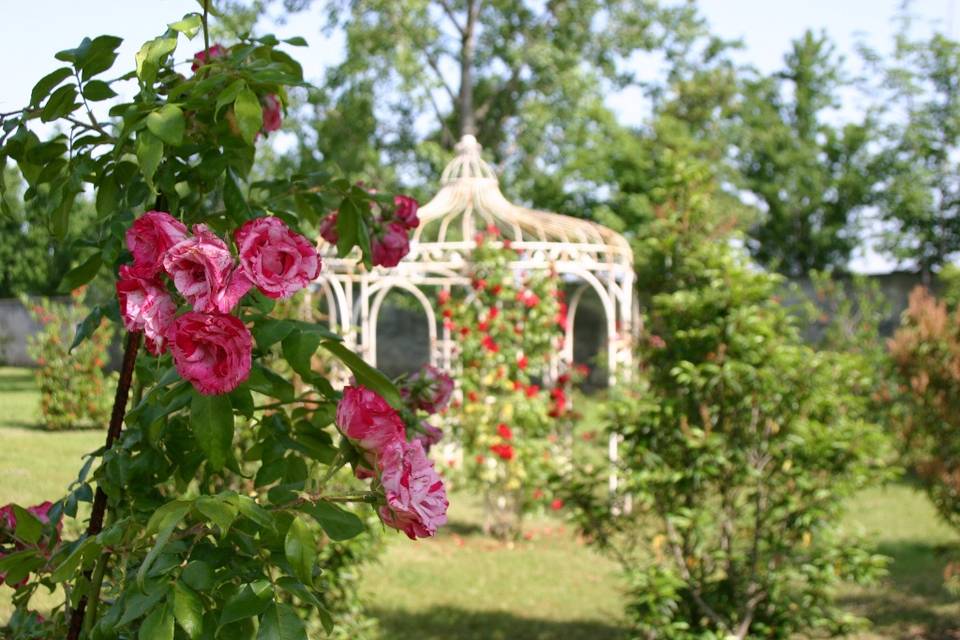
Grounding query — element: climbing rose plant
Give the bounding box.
[441,228,571,537]
[0,8,446,639]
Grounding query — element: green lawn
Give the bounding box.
[1,366,959,638]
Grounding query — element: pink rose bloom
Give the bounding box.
[261,94,282,133]
[171,312,253,395]
[378,440,449,539]
[234,217,321,299]
[191,43,228,72]
[335,386,405,462]
[125,211,188,278]
[413,421,443,453]
[163,225,252,314]
[116,265,177,355]
[319,212,339,245]
[405,365,454,414]
[371,222,411,268]
[393,195,419,230]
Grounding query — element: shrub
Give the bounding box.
[23,290,114,430]
[560,206,892,639]
[888,286,960,528]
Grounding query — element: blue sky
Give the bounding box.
[0,0,954,272]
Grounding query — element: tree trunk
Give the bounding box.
[458,0,481,136]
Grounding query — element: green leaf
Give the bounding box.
[139,600,174,640]
[299,500,365,541]
[281,331,321,380]
[215,79,246,119]
[283,36,308,47]
[257,603,307,640]
[252,318,295,349]
[138,504,190,589]
[135,36,178,87]
[284,515,316,587]
[320,340,402,406]
[194,495,238,537]
[234,88,263,145]
[173,582,204,640]
[136,130,163,192]
[247,365,294,402]
[236,496,275,531]
[274,576,335,632]
[182,560,214,592]
[219,581,274,629]
[30,67,73,106]
[96,170,120,217]
[51,538,100,583]
[190,392,235,471]
[223,170,251,223]
[82,79,118,101]
[146,104,185,146]
[145,500,193,537]
[41,84,78,122]
[78,35,123,81]
[59,252,102,293]
[169,14,203,38]
[335,198,360,256]
[12,506,42,544]
[69,305,104,353]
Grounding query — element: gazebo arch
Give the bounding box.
[314,134,638,490]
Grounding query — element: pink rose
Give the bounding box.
[413,421,443,453]
[163,225,252,314]
[335,386,405,462]
[125,211,188,278]
[371,222,411,268]
[378,440,448,539]
[116,265,177,355]
[191,43,228,72]
[234,217,321,299]
[261,94,282,133]
[319,212,339,245]
[393,195,419,230]
[171,312,253,395]
[404,365,454,414]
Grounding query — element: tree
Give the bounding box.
[735,30,875,277]
[867,15,960,279]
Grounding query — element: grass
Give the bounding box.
[1,366,960,638]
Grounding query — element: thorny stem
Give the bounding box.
[65,331,142,640]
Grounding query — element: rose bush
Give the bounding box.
[440,229,573,537]
[0,8,440,638]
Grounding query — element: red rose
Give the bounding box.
[163,224,251,314]
[191,43,228,72]
[393,195,420,230]
[319,212,339,245]
[496,423,513,440]
[481,335,499,353]
[125,211,188,278]
[378,440,449,539]
[336,386,405,464]
[371,221,411,267]
[490,443,515,461]
[234,216,321,299]
[116,265,177,355]
[550,498,564,511]
[261,94,282,133]
[171,312,252,395]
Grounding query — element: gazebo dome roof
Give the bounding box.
[410,135,633,271]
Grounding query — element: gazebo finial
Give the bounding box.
[441,134,498,184]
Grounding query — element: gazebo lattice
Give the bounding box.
[313,134,637,490]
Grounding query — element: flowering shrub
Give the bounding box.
[23,291,114,430]
[441,229,571,537]
[0,9,443,638]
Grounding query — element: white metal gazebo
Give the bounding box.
[312,134,637,491]
[313,134,636,384]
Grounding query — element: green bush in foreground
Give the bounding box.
[561,204,894,639]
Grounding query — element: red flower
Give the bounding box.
[550,498,564,511]
[467,391,480,403]
[475,454,486,464]
[459,326,470,336]
[517,354,528,370]
[472,278,487,291]
[497,423,513,440]
[517,290,540,308]
[486,224,500,236]
[489,306,500,319]
[191,43,228,72]
[490,443,515,461]
[442,308,453,319]
[478,320,489,332]
[532,488,544,500]
[525,384,540,398]
[438,290,451,305]
[481,335,499,353]
[512,380,524,391]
